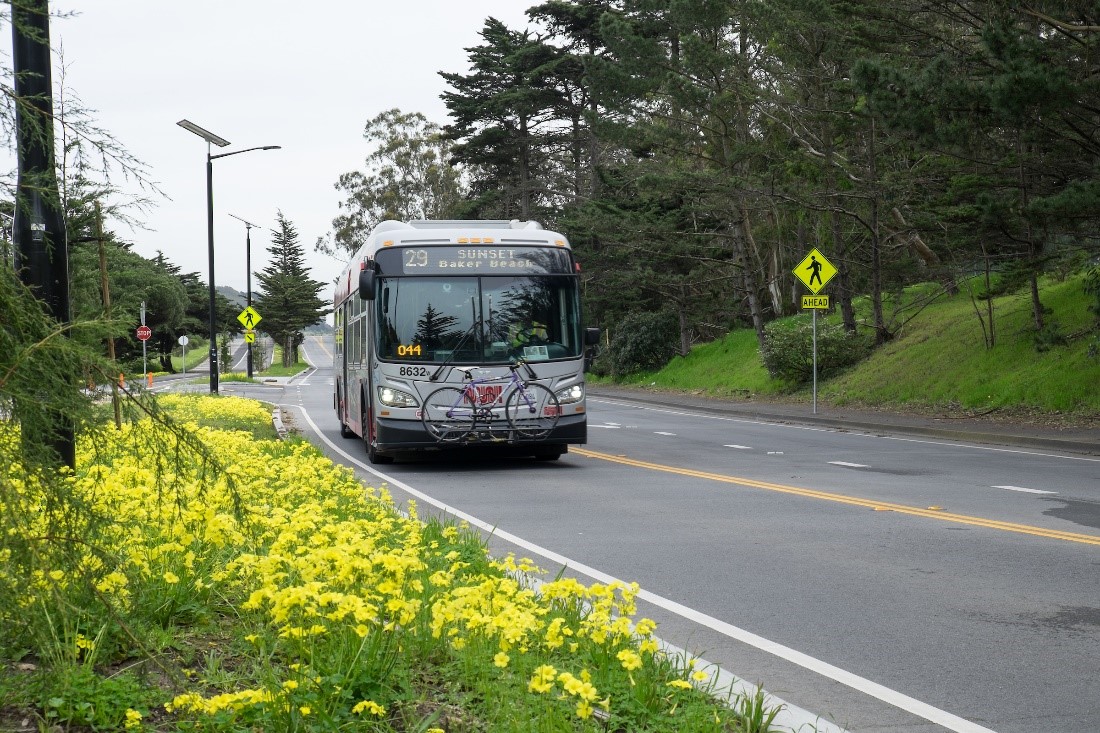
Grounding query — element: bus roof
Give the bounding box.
[334,219,573,304]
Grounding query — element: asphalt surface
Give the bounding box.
[586,385,1098,456]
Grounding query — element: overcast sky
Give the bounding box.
[44,1,534,300]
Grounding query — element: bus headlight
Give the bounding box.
[555,384,584,404]
[378,386,419,408]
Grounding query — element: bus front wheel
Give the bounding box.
[363,402,394,465]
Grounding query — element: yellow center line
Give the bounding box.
[573,448,1100,546]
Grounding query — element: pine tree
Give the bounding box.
[441,17,562,220]
[253,212,330,367]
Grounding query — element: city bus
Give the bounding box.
[333,219,598,464]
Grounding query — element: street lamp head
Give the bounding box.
[261,145,282,151]
[228,213,261,229]
[177,119,230,147]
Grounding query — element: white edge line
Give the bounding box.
[590,397,1099,463]
[829,461,870,469]
[288,402,998,733]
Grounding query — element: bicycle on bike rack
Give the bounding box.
[420,360,561,443]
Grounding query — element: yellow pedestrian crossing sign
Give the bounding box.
[793,248,837,295]
[238,306,262,329]
[244,330,256,344]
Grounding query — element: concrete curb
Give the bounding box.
[271,408,288,439]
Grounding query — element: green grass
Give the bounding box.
[596,328,780,397]
[170,339,209,373]
[609,273,1100,416]
[258,345,310,377]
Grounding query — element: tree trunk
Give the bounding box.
[868,118,888,344]
[1018,134,1044,331]
[677,297,690,356]
[518,111,532,220]
[889,206,957,296]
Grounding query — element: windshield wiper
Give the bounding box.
[429,319,482,381]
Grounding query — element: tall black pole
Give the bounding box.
[245,224,253,378]
[12,0,75,467]
[180,119,279,392]
[206,148,219,394]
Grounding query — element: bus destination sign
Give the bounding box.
[376,246,572,276]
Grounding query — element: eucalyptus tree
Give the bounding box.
[322,109,463,258]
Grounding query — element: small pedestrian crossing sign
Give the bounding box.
[793,248,837,295]
[238,306,262,329]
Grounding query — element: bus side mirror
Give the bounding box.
[358,269,376,300]
[584,327,600,346]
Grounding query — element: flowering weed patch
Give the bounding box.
[0,394,775,731]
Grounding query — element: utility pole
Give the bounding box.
[12,0,74,467]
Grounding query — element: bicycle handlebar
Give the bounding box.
[454,359,538,382]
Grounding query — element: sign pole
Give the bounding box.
[812,308,818,415]
[793,248,836,418]
[140,300,147,378]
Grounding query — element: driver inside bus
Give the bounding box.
[509,317,548,348]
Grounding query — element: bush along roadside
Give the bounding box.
[0,394,781,732]
[760,317,871,385]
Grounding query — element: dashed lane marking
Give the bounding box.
[992,485,1057,495]
[830,461,870,468]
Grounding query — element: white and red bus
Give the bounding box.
[333,219,598,464]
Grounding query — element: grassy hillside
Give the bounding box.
[602,273,1100,417]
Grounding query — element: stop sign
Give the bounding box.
[136,325,152,341]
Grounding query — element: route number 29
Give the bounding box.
[404,249,429,268]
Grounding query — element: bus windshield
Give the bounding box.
[376,275,582,363]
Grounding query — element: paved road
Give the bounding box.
[219,334,1099,733]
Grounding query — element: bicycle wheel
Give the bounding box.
[504,382,560,439]
[422,387,477,442]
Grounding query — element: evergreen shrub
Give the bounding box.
[604,310,679,376]
[760,317,870,383]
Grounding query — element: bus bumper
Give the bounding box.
[374,413,587,451]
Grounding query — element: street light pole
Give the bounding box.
[228,213,261,378]
[177,119,280,394]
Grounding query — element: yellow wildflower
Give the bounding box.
[352,700,386,716]
[617,649,643,671]
[124,708,142,729]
